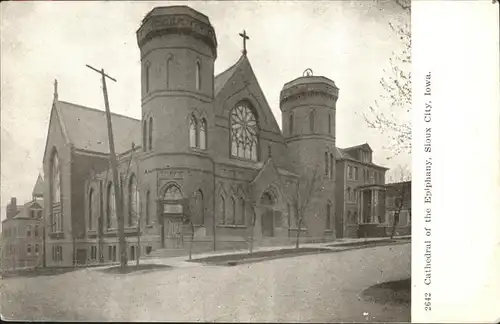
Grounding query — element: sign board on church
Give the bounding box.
[163,204,183,214]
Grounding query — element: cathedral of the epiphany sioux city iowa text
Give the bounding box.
[42,6,388,266]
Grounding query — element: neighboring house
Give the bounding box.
[1,175,44,270]
[41,6,389,267]
[385,181,411,236]
[335,144,389,238]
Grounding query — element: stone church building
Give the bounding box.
[42,6,387,266]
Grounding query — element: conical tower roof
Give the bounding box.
[32,173,44,198]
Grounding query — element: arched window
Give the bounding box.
[166,57,172,89]
[328,113,332,134]
[353,211,358,224]
[230,102,258,161]
[229,197,236,225]
[88,188,95,230]
[51,152,61,204]
[236,197,245,225]
[309,110,315,133]
[148,117,153,151]
[145,62,151,93]
[193,190,204,225]
[26,225,31,237]
[145,190,151,225]
[199,118,207,150]
[289,112,294,135]
[143,120,148,151]
[325,152,329,175]
[163,184,182,200]
[189,115,198,148]
[330,153,334,179]
[107,183,116,229]
[326,203,331,230]
[219,195,226,224]
[196,60,201,90]
[346,187,351,201]
[128,174,139,227]
[347,211,351,224]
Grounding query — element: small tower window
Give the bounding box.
[324,152,328,175]
[190,115,198,148]
[310,110,315,133]
[196,61,201,91]
[145,62,151,94]
[148,117,153,150]
[200,118,207,150]
[328,113,332,135]
[143,120,147,151]
[166,57,172,89]
[330,153,334,179]
[289,112,294,135]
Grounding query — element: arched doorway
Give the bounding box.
[162,184,183,248]
[260,191,275,237]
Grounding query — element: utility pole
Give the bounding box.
[86,64,127,269]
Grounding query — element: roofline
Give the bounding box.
[57,100,140,122]
[336,157,389,170]
[341,142,373,152]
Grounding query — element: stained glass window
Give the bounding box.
[51,153,61,204]
[107,183,116,229]
[129,174,140,226]
[230,102,258,161]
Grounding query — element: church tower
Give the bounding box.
[136,6,218,239]
[280,69,339,237]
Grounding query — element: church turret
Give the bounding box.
[280,69,339,237]
[136,6,218,154]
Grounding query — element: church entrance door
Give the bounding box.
[260,191,275,237]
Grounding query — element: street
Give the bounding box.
[0,243,410,322]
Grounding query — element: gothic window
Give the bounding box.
[330,153,334,180]
[148,117,153,151]
[193,190,204,225]
[143,120,147,151]
[145,190,151,225]
[238,197,246,225]
[166,57,172,89]
[328,113,332,134]
[229,197,236,225]
[326,203,331,230]
[145,62,151,93]
[88,188,95,230]
[26,225,31,237]
[196,60,201,90]
[230,102,258,161]
[51,152,61,204]
[164,184,182,200]
[200,118,207,150]
[309,110,315,133]
[325,152,328,175]
[289,112,294,135]
[346,187,351,201]
[219,195,226,224]
[353,211,358,224]
[107,183,116,229]
[347,211,351,224]
[34,225,39,237]
[190,115,198,148]
[128,174,140,227]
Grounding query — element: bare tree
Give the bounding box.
[386,165,411,239]
[290,166,325,249]
[364,0,411,158]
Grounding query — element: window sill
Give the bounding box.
[217,224,247,228]
[288,228,308,231]
[190,147,208,154]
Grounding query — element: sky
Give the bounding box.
[0,0,410,220]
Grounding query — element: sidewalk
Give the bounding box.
[125,235,411,269]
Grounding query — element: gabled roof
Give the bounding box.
[335,147,355,160]
[343,142,373,152]
[32,174,44,198]
[56,101,141,155]
[214,55,246,96]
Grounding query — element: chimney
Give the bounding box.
[7,197,17,219]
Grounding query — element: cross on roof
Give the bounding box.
[239,30,250,56]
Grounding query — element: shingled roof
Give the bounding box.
[214,55,246,96]
[56,101,141,154]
